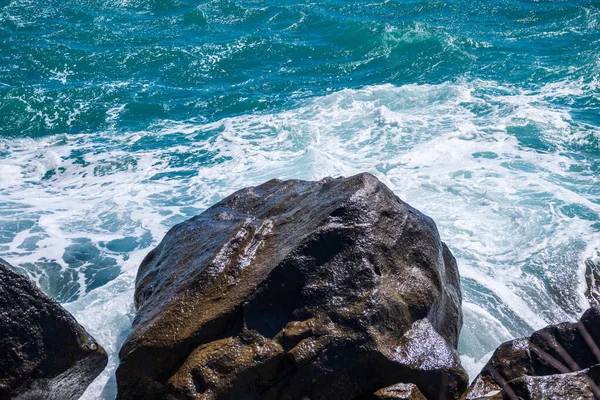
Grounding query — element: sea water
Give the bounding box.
[0,0,599,398]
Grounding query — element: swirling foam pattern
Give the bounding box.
[1,0,599,397]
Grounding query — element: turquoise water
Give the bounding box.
[1,0,599,397]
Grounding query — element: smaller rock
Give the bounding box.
[508,364,600,400]
[373,382,427,399]
[462,306,600,400]
[0,257,108,400]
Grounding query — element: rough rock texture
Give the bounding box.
[373,382,427,399]
[116,173,467,400]
[508,365,600,400]
[462,306,600,400]
[0,257,108,400]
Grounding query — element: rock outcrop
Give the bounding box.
[0,257,108,400]
[116,173,467,400]
[462,306,600,400]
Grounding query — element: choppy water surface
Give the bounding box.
[1,0,599,397]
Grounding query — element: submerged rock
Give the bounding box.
[462,306,600,400]
[0,257,107,400]
[116,173,467,400]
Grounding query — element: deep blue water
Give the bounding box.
[1,0,599,397]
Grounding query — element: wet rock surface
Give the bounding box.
[116,173,466,400]
[373,382,427,399]
[507,364,600,400]
[462,306,600,400]
[0,257,108,400]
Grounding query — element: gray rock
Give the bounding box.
[116,173,467,400]
[0,257,107,400]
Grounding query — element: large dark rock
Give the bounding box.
[0,257,108,400]
[116,173,467,400]
[462,306,600,399]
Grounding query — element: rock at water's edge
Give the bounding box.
[0,257,108,400]
[462,306,600,400]
[508,364,600,400]
[116,173,467,400]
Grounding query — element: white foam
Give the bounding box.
[1,78,599,398]
[459,302,514,379]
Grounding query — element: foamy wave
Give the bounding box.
[1,78,599,396]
